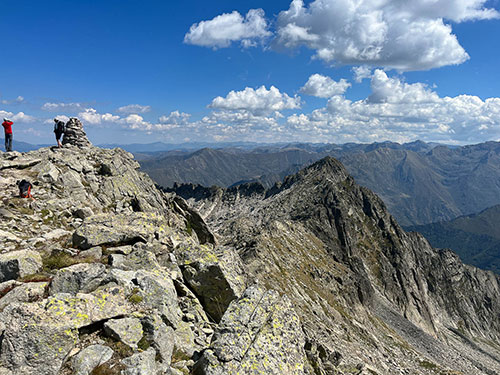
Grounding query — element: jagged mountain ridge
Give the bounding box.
[142,141,500,226]
[176,157,500,374]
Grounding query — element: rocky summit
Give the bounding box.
[175,157,500,374]
[0,135,500,374]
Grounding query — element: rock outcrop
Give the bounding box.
[193,285,308,375]
[62,117,92,147]
[0,139,254,375]
[1,127,500,375]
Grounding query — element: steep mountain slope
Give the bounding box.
[177,157,500,374]
[340,148,460,226]
[141,141,500,226]
[408,204,500,273]
[141,147,325,188]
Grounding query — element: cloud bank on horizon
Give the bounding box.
[2,0,500,145]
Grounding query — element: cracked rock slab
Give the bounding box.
[193,285,308,375]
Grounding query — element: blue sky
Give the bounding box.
[1,0,500,145]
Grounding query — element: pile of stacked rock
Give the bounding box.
[62,118,92,147]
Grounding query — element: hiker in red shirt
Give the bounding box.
[2,118,13,152]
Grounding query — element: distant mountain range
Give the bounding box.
[407,205,500,273]
[139,140,500,226]
[6,139,500,228]
[0,138,51,153]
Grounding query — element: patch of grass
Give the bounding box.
[127,288,143,304]
[419,360,439,370]
[102,337,134,358]
[90,362,125,375]
[42,252,95,271]
[18,272,52,283]
[171,348,191,364]
[137,336,150,351]
[127,293,143,304]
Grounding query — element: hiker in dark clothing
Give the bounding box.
[2,118,13,152]
[53,118,65,148]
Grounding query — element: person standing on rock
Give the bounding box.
[53,118,65,148]
[2,118,14,152]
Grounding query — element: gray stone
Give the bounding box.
[108,253,127,268]
[173,321,196,360]
[141,314,175,371]
[0,287,132,374]
[72,212,169,250]
[42,228,71,241]
[121,348,157,375]
[104,317,143,349]
[176,244,246,322]
[106,245,133,255]
[62,118,92,147]
[135,270,182,328]
[0,208,14,219]
[34,161,60,183]
[59,169,84,190]
[79,246,102,261]
[0,282,47,311]
[0,250,42,282]
[193,285,307,375]
[72,345,114,375]
[50,263,107,295]
[73,207,94,219]
[109,247,161,271]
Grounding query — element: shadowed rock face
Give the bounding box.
[181,156,500,374]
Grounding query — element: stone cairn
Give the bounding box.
[62,117,92,147]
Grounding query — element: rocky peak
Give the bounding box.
[176,156,500,374]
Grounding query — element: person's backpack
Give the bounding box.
[54,120,65,133]
[18,180,33,198]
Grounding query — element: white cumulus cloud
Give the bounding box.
[42,102,84,112]
[209,85,301,115]
[300,74,351,98]
[274,0,499,71]
[0,110,36,123]
[78,108,120,125]
[285,70,500,144]
[352,66,372,83]
[117,104,151,114]
[367,70,439,104]
[184,9,271,49]
[158,111,191,125]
